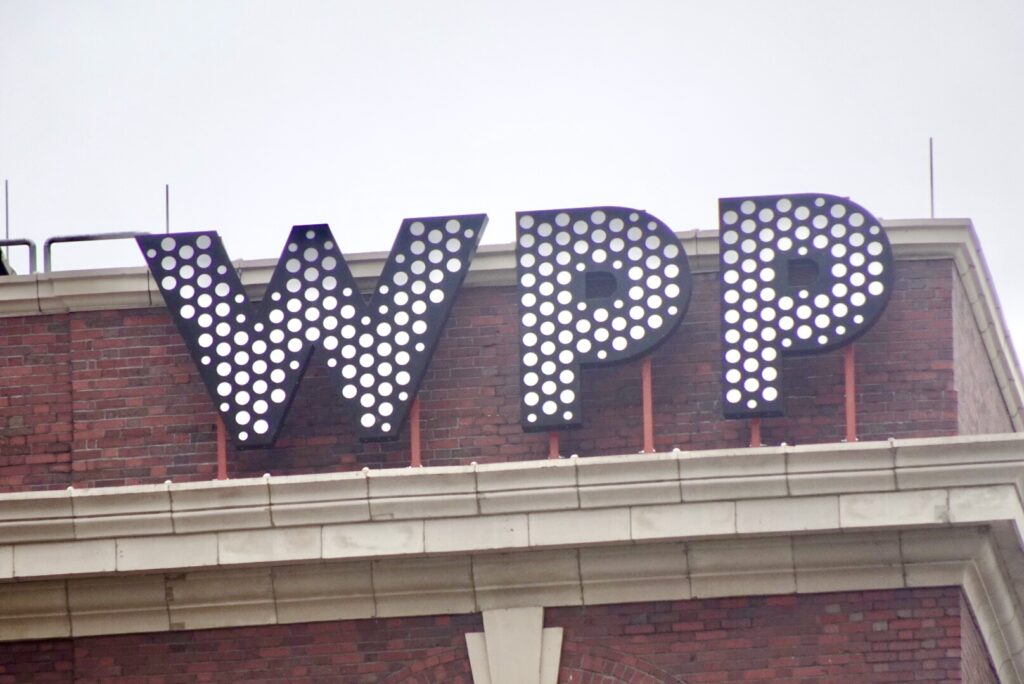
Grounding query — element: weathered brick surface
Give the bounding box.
[0,258,1011,491]
[0,640,72,683]
[0,315,73,490]
[0,613,479,684]
[0,589,997,683]
[551,588,996,683]
[67,310,220,487]
[953,271,1014,435]
[961,595,999,684]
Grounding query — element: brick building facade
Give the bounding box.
[1,218,1022,682]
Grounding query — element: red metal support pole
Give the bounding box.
[410,397,422,467]
[844,344,857,442]
[749,417,762,448]
[548,431,560,459]
[215,415,228,480]
[641,357,655,453]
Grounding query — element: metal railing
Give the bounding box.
[43,231,151,273]
[0,238,38,275]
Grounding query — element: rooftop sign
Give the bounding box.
[137,193,893,448]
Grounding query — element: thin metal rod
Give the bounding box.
[844,344,857,442]
[0,239,37,274]
[548,431,560,459]
[43,231,151,273]
[929,137,935,219]
[165,184,170,234]
[410,397,422,467]
[215,414,228,480]
[749,417,762,448]
[641,357,655,453]
[4,180,8,240]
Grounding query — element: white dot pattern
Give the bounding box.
[139,216,486,446]
[718,194,893,418]
[517,207,691,431]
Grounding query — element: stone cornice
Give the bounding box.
[2,434,1024,680]
[1,433,1022,554]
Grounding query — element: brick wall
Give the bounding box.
[961,595,999,684]
[564,260,960,457]
[550,588,997,683]
[0,588,997,683]
[953,271,1014,435]
[0,258,1009,492]
[0,315,72,490]
[0,613,480,684]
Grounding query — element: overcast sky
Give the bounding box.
[2,1,1023,355]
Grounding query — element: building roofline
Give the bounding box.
[2,219,1020,429]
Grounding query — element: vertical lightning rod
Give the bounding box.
[929,137,935,219]
[165,184,170,234]
[4,179,9,240]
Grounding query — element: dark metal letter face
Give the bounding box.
[718,194,894,418]
[139,215,486,447]
[516,207,692,431]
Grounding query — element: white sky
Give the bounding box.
[2,1,1023,353]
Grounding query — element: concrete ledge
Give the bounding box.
[0,581,70,640]
[35,267,152,313]
[373,555,475,617]
[3,434,1024,562]
[271,561,374,624]
[1,434,1023,680]
[68,575,169,637]
[0,273,40,315]
[1,530,1020,676]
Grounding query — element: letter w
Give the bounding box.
[138,215,487,447]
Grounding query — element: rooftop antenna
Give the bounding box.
[928,137,935,219]
[4,179,9,240]
[165,183,170,234]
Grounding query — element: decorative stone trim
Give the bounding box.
[3,433,1023,554]
[465,607,563,684]
[2,433,1024,680]
[0,530,1018,677]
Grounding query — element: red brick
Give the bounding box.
[2,260,997,492]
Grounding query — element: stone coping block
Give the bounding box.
[1,435,1023,679]
[2,434,1023,553]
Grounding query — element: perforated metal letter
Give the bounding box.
[516,207,692,431]
[718,194,893,418]
[139,215,486,447]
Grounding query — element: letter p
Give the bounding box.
[516,207,692,431]
[718,194,894,418]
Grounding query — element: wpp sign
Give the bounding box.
[138,193,892,448]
